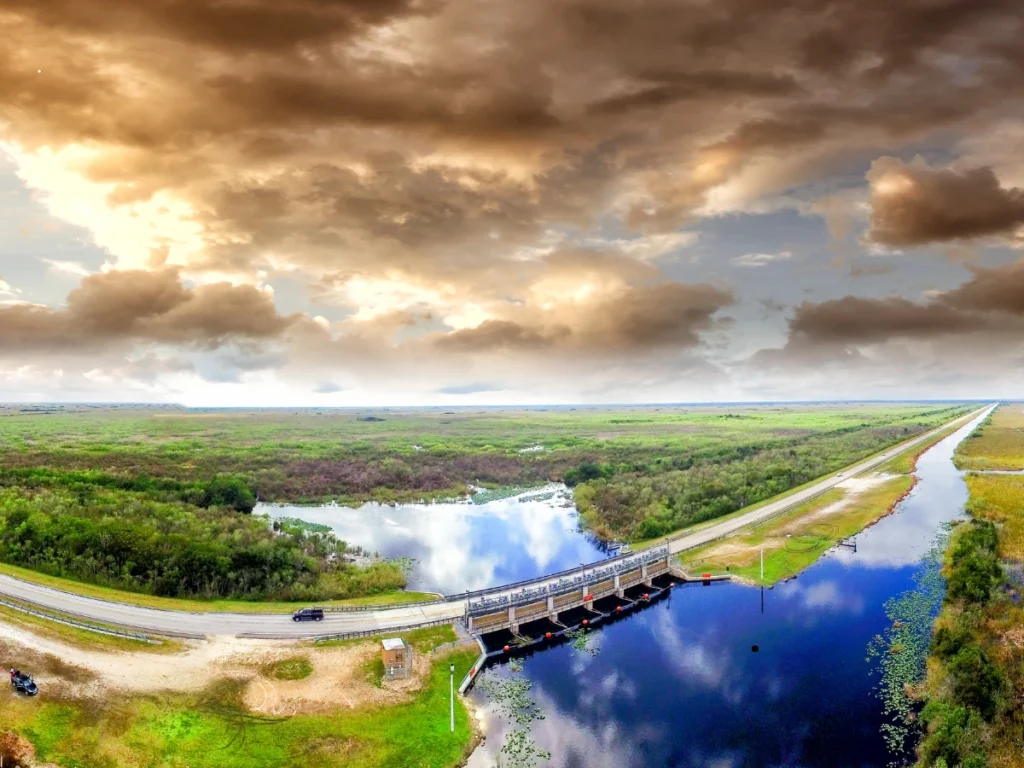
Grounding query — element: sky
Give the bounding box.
[1,0,1024,406]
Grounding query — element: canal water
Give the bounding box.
[465,408,993,768]
[257,485,612,595]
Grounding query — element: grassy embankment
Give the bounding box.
[0,559,438,614]
[0,648,479,768]
[915,407,1024,767]
[677,476,914,585]
[0,599,183,654]
[671,414,978,585]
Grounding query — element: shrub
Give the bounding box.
[931,625,970,661]
[947,552,1002,605]
[919,700,986,767]
[948,646,1005,721]
[203,475,256,513]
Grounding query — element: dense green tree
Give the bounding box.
[948,646,1005,721]
[202,475,257,513]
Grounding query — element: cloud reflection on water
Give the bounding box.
[258,485,606,593]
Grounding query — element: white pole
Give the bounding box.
[760,547,764,581]
[449,663,455,732]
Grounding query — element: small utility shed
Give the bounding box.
[381,637,409,677]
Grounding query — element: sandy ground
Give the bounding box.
[0,619,437,714]
[786,473,896,528]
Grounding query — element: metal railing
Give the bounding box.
[0,596,154,643]
[318,598,444,613]
[312,616,455,642]
[467,546,670,615]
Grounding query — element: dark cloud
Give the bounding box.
[756,257,1024,371]
[435,282,733,354]
[867,158,1024,246]
[787,296,986,345]
[942,260,1024,314]
[0,269,295,352]
[435,320,563,352]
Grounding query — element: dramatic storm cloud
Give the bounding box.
[2,0,1024,403]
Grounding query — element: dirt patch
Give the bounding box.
[0,730,35,767]
[0,619,294,696]
[1,615,437,716]
[242,642,430,715]
[1003,626,1024,649]
[782,474,896,529]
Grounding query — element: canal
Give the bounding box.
[464,408,992,768]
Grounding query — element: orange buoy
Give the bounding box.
[503,645,510,653]
[615,606,622,612]
[545,632,552,639]
[643,593,649,600]
[582,619,589,626]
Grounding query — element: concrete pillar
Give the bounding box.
[614,573,624,598]
[642,562,653,587]
[467,615,475,632]
[546,595,557,621]
[582,586,593,610]
[509,605,518,634]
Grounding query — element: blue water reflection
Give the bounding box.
[257,485,609,594]
[467,410,991,768]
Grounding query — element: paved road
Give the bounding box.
[0,405,993,638]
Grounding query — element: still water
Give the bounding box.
[257,485,612,595]
[466,408,993,768]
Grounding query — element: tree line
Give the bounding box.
[0,476,404,601]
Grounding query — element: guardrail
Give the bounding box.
[319,599,444,613]
[0,596,155,643]
[311,616,456,643]
[459,635,488,695]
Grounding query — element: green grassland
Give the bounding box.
[0,403,971,605]
[0,650,479,768]
[955,403,1024,471]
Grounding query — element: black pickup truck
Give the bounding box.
[291,607,325,622]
